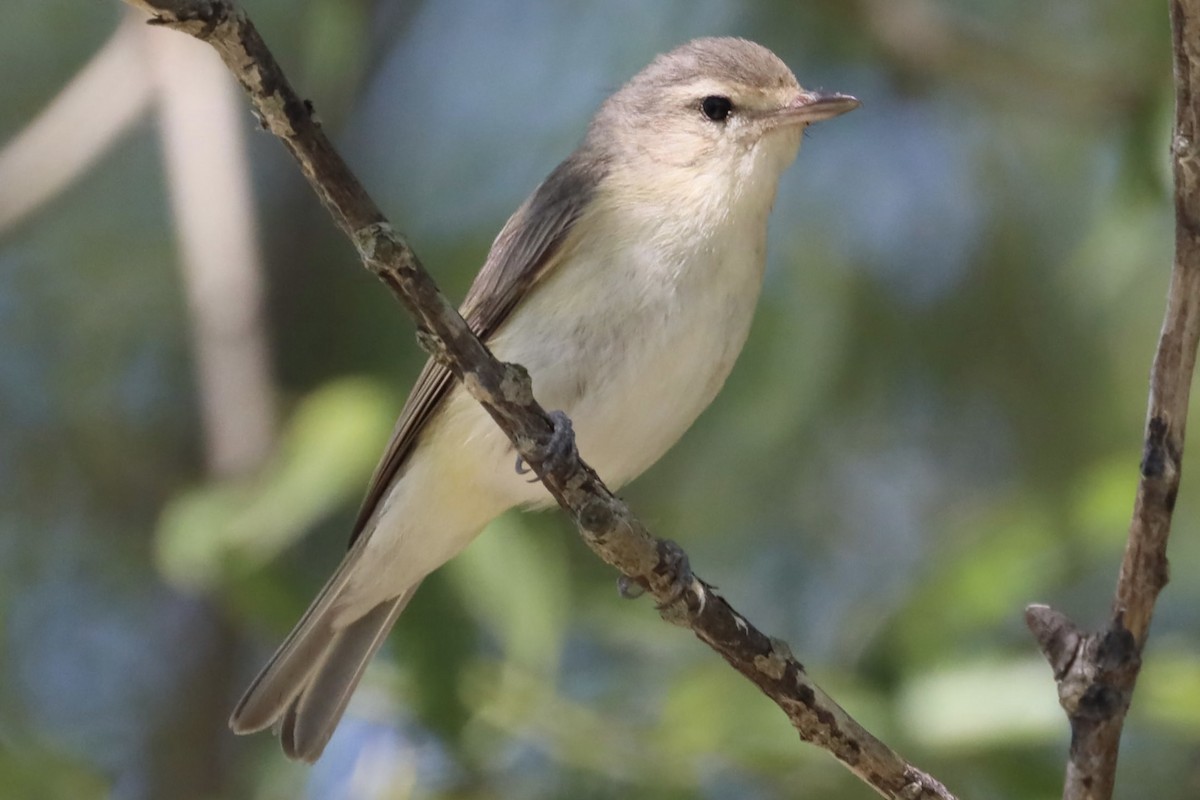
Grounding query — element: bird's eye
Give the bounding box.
[700,95,733,122]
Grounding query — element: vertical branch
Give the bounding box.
[1026,2,1200,798]
[1123,0,1200,638]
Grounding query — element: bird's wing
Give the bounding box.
[348,151,608,545]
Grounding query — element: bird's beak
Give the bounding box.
[772,91,860,126]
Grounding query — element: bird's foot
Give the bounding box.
[617,574,646,599]
[617,539,706,613]
[514,454,534,479]
[652,539,702,611]
[514,410,576,483]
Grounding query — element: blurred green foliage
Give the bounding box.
[2,1,1199,799]
[157,378,395,589]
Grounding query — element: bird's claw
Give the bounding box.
[539,410,576,473]
[514,453,535,479]
[514,411,576,483]
[617,575,646,599]
[615,540,704,612]
[653,539,700,610]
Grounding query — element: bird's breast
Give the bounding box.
[487,213,768,499]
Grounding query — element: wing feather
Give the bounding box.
[348,149,609,544]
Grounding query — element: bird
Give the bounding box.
[229,36,858,762]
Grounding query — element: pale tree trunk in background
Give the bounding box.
[147,22,277,799]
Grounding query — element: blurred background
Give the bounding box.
[0,1,1195,798]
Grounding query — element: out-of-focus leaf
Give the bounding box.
[446,511,570,673]
[659,661,821,766]
[300,0,370,124]
[888,502,1067,664]
[155,377,395,588]
[1136,643,1200,734]
[897,657,1063,748]
[1072,457,1141,554]
[460,661,695,791]
[0,748,108,800]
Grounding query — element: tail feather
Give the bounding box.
[229,542,419,762]
[281,591,414,761]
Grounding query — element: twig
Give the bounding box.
[1025,2,1200,798]
[121,2,958,797]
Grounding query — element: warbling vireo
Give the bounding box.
[230,36,858,761]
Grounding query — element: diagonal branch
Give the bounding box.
[121,2,957,797]
[1025,2,1200,798]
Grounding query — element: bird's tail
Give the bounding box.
[229,548,418,762]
